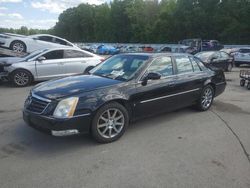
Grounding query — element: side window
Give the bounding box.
[175,56,193,74]
[54,38,67,45]
[189,57,201,72]
[37,36,53,42]
[64,50,93,58]
[194,57,207,71]
[147,57,173,77]
[42,50,63,60]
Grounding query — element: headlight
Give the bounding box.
[53,97,79,118]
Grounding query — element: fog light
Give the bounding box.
[51,130,79,136]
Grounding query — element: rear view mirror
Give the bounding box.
[37,56,46,61]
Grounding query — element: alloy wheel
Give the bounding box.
[97,108,125,139]
[201,87,213,109]
[14,72,29,86]
[12,42,25,53]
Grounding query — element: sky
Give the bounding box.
[0,0,108,29]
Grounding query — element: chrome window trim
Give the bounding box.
[139,88,201,104]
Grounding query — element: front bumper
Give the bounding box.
[23,110,92,136]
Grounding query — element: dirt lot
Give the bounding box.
[0,67,250,188]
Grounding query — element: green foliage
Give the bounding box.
[0,26,52,36]
[1,0,250,44]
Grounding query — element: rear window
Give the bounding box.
[175,56,193,74]
[64,50,93,58]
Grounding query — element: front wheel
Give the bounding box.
[11,70,32,87]
[91,102,129,143]
[196,85,214,111]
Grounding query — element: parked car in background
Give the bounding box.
[23,53,226,143]
[195,51,234,72]
[233,47,250,67]
[159,45,197,54]
[180,39,224,53]
[97,44,120,55]
[0,33,78,53]
[142,46,154,52]
[0,47,102,87]
[220,48,239,56]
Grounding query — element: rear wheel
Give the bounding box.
[91,102,129,143]
[10,41,26,53]
[11,69,32,87]
[196,85,214,111]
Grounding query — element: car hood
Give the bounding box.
[0,57,24,65]
[32,75,122,100]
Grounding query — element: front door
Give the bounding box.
[133,56,179,118]
[35,50,65,80]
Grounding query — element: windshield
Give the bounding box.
[90,54,149,81]
[23,49,48,60]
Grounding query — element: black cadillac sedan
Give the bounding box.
[23,53,226,143]
[195,51,234,72]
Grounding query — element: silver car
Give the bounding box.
[0,47,103,87]
[234,47,250,67]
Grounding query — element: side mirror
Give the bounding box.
[37,56,46,61]
[142,72,161,86]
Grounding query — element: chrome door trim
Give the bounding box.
[139,88,201,104]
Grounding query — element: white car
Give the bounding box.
[0,33,78,53]
[0,47,103,87]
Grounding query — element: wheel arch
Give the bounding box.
[88,98,132,133]
[10,68,34,82]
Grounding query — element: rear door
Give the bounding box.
[35,50,64,80]
[62,49,99,76]
[171,55,204,108]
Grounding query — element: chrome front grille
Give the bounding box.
[25,94,50,114]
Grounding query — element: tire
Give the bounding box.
[247,82,250,90]
[10,41,27,53]
[240,79,245,87]
[91,102,129,143]
[226,63,233,72]
[196,85,214,111]
[10,69,32,87]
